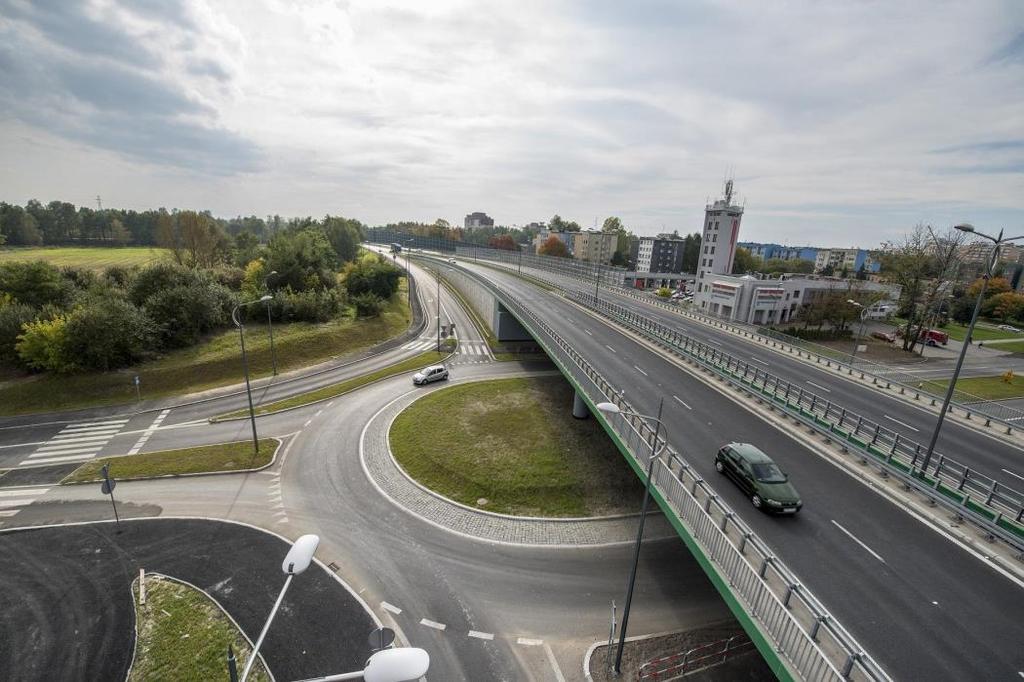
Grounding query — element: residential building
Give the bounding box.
[464,212,494,229]
[570,230,618,264]
[812,248,880,274]
[630,233,688,273]
[695,180,744,298]
[738,242,818,263]
[532,229,574,255]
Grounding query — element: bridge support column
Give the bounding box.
[572,391,590,419]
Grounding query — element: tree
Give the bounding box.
[549,215,581,232]
[178,211,230,268]
[64,298,156,371]
[16,315,74,373]
[0,302,37,367]
[986,291,1024,321]
[109,217,132,245]
[966,276,1011,300]
[321,216,364,264]
[601,217,624,233]
[538,235,569,258]
[488,235,517,251]
[731,247,761,274]
[345,258,401,299]
[0,261,75,309]
[233,231,262,268]
[681,233,702,272]
[762,258,814,275]
[145,283,233,348]
[264,228,338,292]
[856,263,868,280]
[879,224,965,353]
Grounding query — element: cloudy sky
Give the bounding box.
[1,0,1022,246]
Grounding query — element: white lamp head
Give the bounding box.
[260,294,273,302]
[954,223,975,233]
[595,402,620,414]
[363,648,430,682]
[282,534,320,575]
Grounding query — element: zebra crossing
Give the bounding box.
[0,486,50,521]
[19,418,129,467]
[402,339,441,352]
[458,342,490,357]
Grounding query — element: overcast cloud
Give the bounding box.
[1,0,1022,246]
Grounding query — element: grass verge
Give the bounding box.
[942,321,1021,342]
[214,347,451,420]
[0,285,412,416]
[982,339,1024,353]
[0,246,170,270]
[130,574,269,682]
[389,376,645,516]
[920,375,1024,401]
[62,439,277,483]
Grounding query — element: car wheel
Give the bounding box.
[714,459,724,474]
[751,494,763,509]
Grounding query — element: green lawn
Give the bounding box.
[389,376,645,517]
[983,339,1024,353]
[0,290,412,415]
[0,246,169,270]
[62,439,278,483]
[130,575,270,682]
[942,322,1021,342]
[921,375,1024,401]
[214,347,452,419]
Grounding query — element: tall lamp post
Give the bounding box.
[595,398,666,676]
[846,299,869,367]
[264,271,279,376]
[239,534,321,682]
[233,295,273,454]
[405,240,414,307]
[920,223,1024,474]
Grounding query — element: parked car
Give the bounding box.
[871,330,897,343]
[412,365,449,386]
[714,443,802,514]
[448,258,456,264]
[997,324,1021,333]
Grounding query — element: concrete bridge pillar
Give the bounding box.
[572,391,590,419]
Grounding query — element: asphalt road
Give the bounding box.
[508,261,1024,490]
[456,258,1024,681]
[0,518,376,682]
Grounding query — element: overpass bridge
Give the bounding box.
[370,239,1024,681]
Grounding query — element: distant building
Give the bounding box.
[630,233,688,273]
[464,212,494,229]
[571,230,618,264]
[813,248,879,274]
[738,242,818,263]
[694,180,744,301]
[533,230,574,255]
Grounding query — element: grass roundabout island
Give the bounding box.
[389,376,645,517]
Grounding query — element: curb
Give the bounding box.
[57,437,285,486]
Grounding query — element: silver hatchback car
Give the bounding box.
[413,365,449,386]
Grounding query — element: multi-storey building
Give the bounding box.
[570,230,618,264]
[464,212,494,229]
[694,180,744,301]
[630,233,687,273]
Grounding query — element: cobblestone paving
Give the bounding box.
[363,390,674,545]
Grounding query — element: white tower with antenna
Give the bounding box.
[694,178,745,309]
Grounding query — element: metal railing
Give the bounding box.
[426,254,890,682]
[566,289,1024,550]
[638,635,756,680]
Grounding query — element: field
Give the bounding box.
[921,375,1024,401]
[0,246,169,270]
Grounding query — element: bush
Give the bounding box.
[0,261,76,309]
[128,263,200,307]
[351,292,384,317]
[264,229,338,292]
[16,315,75,373]
[64,299,157,371]
[273,287,344,323]
[345,259,401,299]
[0,302,37,367]
[210,265,246,291]
[782,326,853,341]
[103,265,133,288]
[146,283,234,348]
[61,266,98,290]
[656,287,672,298]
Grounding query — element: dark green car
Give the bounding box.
[714,443,802,514]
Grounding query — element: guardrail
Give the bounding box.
[638,635,755,680]
[565,289,1024,551]
[424,253,890,682]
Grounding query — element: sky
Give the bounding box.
[0,0,1022,247]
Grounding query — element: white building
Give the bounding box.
[695,180,744,303]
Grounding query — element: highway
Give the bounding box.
[453,257,1024,681]
[503,259,1024,491]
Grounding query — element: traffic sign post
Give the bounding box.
[100,464,121,531]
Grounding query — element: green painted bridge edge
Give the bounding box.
[525,322,797,682]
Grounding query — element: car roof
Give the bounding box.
[727,442,774,464]
[423,365,445,371]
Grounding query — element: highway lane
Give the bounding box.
[505,260,1024,490]
[459,260,1024,680]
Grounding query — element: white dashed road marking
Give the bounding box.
[805,380,831,393]
[516,637,543,646]
[750,356,768,365]
[831,520,886,564]
[605,345,616,353]
[1002,468,1024,483]
[543,642,567,682]
[381,601,403,615]
[673,395,692,410]
[420,618,446,631]
[633,365,648,377]
[883,414,919,432]
[468,630,494,640]
[126,409,170,455]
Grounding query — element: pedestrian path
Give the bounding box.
[18,418,129,467]
[0,486,50,522]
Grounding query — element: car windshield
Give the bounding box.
[751,462,787,483]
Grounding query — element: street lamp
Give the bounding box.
[232,295,273,454]
[289,647,430,682]
[264,271,279,376]
[239,534,321,682]
[846,299,868,367]
[919,223,1024,474]
[595,398,666,676]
